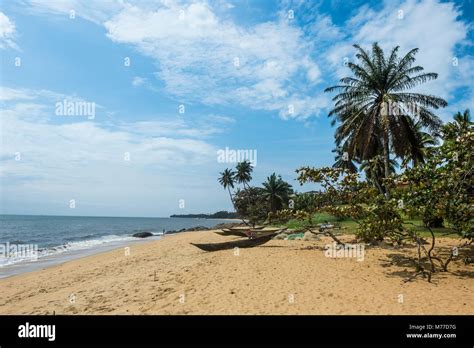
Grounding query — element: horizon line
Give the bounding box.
[0,213,238,219]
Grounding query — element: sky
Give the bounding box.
[0,0,473,217]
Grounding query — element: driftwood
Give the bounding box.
[191,233,277,252]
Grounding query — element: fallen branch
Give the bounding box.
[307,226,346,246]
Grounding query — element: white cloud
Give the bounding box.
[310,14,344,42]
[0,87,105,122]
[0,12,18,49]
[1,86,219,168]
[27,1,324,119]
[131,76,147,87]
[26,0,124,24]
[0,86,229,215]
[206,114,235,124]
[0,87,36,101]
[119,117,229,138]
[103,2,324,119]
[0,86,84,102]
[22,0,474,123]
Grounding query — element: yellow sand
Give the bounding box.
[0,230,472,314]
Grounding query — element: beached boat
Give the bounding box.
[215,229,248,238]
[228,226,265,231]
[215,227,286,238]
[191,232,277,252]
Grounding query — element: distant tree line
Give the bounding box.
[170,211,239,219]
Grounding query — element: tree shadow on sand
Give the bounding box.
[379,243,473,282]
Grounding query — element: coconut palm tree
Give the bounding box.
[400,117,439,167]
[332,145,358,173]
[325,43,447,193]
[218,168,236,204]
[235,161,253,189]
[261,173,293,213]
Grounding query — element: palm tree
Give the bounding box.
[443,109,472,141]
[332,145,358,173]
[454,109,472,128]
[218,168,252,227]
[325,43,447,194]
[218,168,236,204]
[453,109,472,132]
[234,161,254,225]
[235,161,253,189]
[261,173,293,213]
[401,117,439,167]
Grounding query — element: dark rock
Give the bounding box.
[176,226,210,232]
[132,232,154,238]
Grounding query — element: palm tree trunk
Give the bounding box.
[243,182,253,207]
[243,182,255,227]
[229,186,251,227]
[373,176,385,196]
[382,130,391,199]
[227,187,234,206]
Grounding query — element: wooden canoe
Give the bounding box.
[191,233,276,252]
[215,229,248,238]
[228,226,265,232]
[215,227,286,238]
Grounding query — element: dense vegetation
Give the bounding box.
[218,44,473,282]
[218,162,293,226]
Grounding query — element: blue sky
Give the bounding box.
[0,0,473,217]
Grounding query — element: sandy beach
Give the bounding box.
[0,230,472,315]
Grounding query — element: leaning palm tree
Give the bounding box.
[235,161,253,189]
[218,168,236,204]
[261,173,293,213]
[400,117,439,168]
[325,43,447,194]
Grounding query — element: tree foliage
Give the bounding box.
[325,43,447,193]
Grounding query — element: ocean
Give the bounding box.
[0,215,234,278]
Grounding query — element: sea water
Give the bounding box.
[0,215,232,278]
